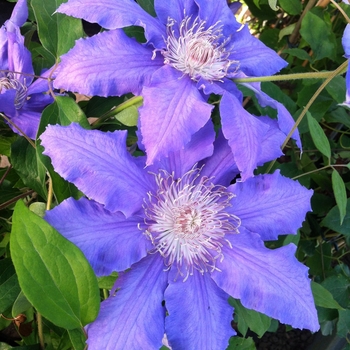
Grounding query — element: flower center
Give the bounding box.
[161,16,237,82]
[0,72,27,109]
[143,167,240,280]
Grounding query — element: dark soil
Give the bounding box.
[254,324,315,350]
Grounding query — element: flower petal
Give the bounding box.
[212,229,319,332]
[199,130,239,187]
[196,0,242,34]
[229,26,287,77]
[40,123,152,217]
[229,171,312,240]
[165,268,235,350]
[8,0,28,28]
[155,0,198,25]
[45,197,152,276]
[56,0,165,47]
[244,82,302,149]
[342,24,350,57]
[220,90,270,181]
[86,254,168,350]
[140,65,213,165]
[53,30,163,96]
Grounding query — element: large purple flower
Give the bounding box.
[53,0,299,180]
[40,123,319,350]
[342,22,350,107]
[0,0,53,139]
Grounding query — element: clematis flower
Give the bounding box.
[41,123,319,350]
[0,0,53,139]
[53,0,300,180]
[342,22,350,107]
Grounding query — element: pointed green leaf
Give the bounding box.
[227,337,256,350]
[31,0,84,59]
[230,298,271,338]
[10,138,47,200]
[300,11,336,61]
[10,201,100,330]
[268,0,278,10]
[0,259,21,313]
[332,170,347,225]
[306,112,331,159]
[311,282,344,310]
[321,198,350,236]
[68,328,86,350]
[36,96,89,203]
[337,309,350,338]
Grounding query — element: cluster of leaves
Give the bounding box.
[1,0,350,349]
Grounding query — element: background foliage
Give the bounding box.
[1,0,350,349]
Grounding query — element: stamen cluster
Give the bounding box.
[0,72,27,109]
[143,167,240,280]
[162,16,237,82]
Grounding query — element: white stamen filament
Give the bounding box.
[143,166,240,281]
[161,16,238,82]
[0,72,27,109]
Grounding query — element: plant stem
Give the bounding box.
[37,312,45,350]
[233,68,346,84]
[91,95,143,128]
[266,60,349,173]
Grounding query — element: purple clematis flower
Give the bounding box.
[40,123,319,350]
[342,22,350,107]
[53,0,299,180]
[0,0,53,139]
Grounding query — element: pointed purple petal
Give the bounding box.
[8,0,28,28]
[342,24,350,57]
[220,90,270,181]
[45,197,152,276]
[86,254,168,350]
[140,66,213,165]
[257,116,285,164]
[57,0,165,47]
[151,121,215,178]
[155,0,198,25]
[165,268,235,350]
[196,0,242,34]
[40,123,152,216]
[212,229,319,332]
[199,130,239,187]
[244,82,301,149]
[53,30,163,96]
[229,26,287,77]
[229,171,312,240]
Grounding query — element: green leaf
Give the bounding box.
[300,11,336,61]
[325,76,346,104]
[0,136,16,157]
[10,201,100,330]
[68,328,87,350]
[12,291,32,317]
[331,170,347,225]
[115,104,140,127]
[279,0,302,15]
[37,96,89,203]
[230,298,271,338]
[337,309,350,338]
[227,337,256,350]
[0,259,21,313]
[311,282,344,310]
[268,0,278,10]
[321,274,350,309]
[306,112,331,159]
[10,138,47,200]
[136,0,156,16]
[97,272,118,290]
[282,48,311,61]
[39,96,90,129]
[321,198,350,236]
[31,0,84,59]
